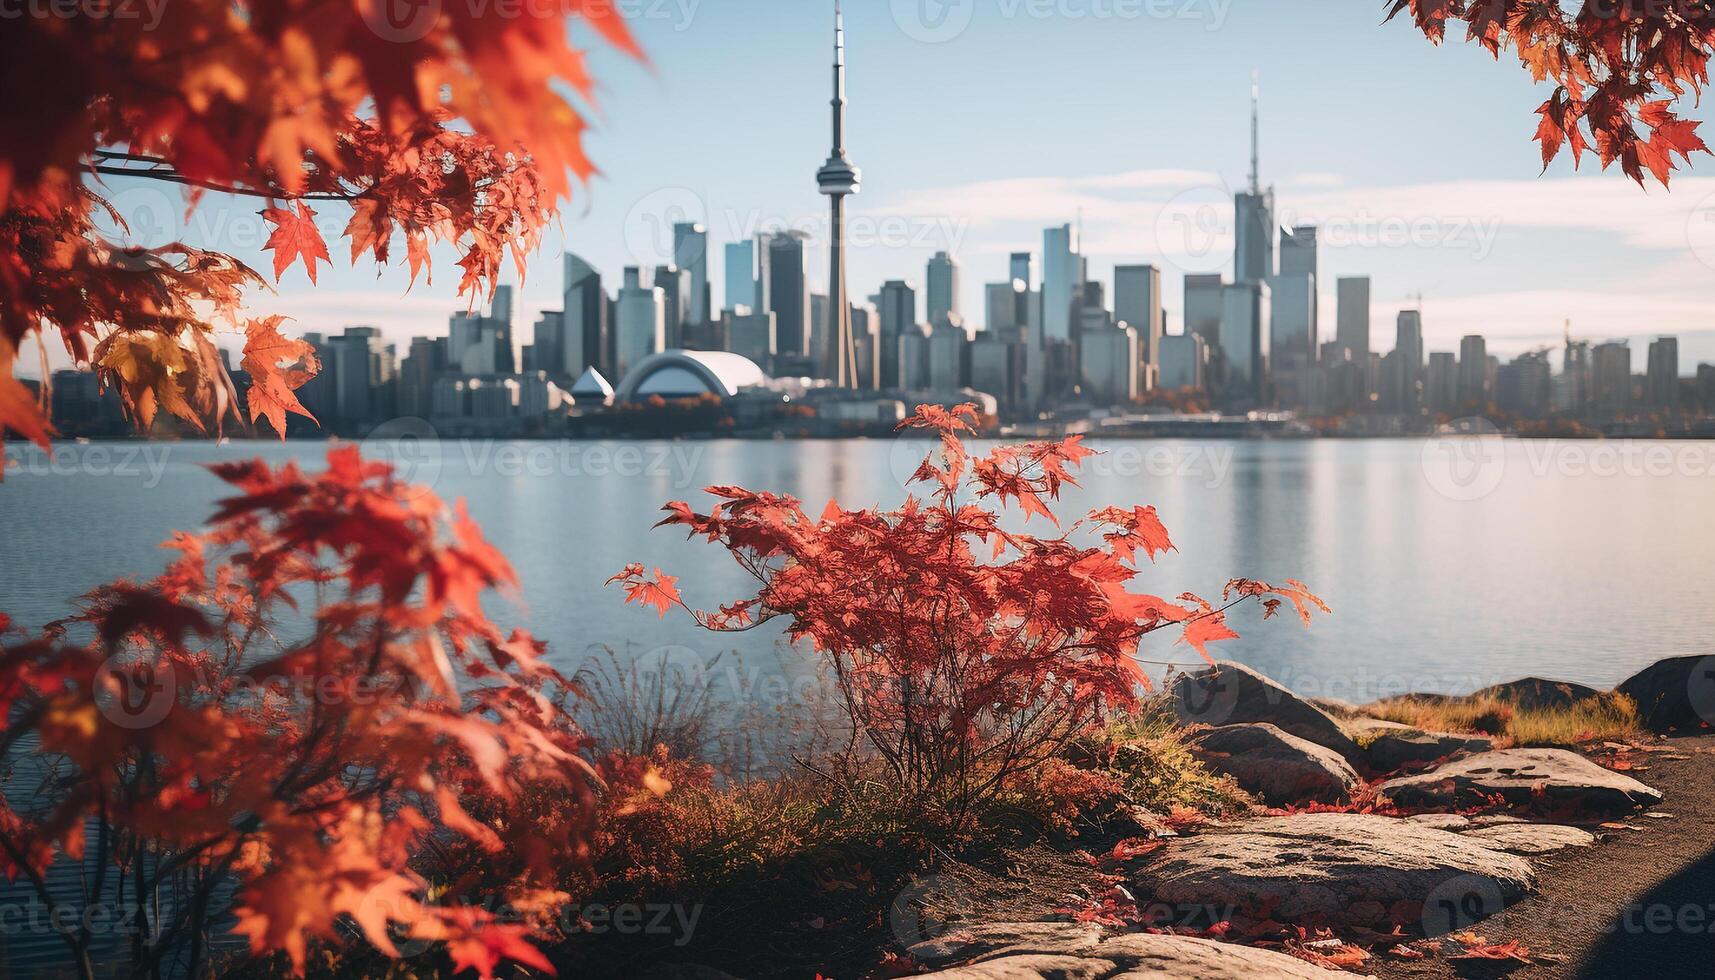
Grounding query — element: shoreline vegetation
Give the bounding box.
[4,406,1706,979]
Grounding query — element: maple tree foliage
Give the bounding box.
[0,0,640,452]
[0,447,620,979]
[613,404,1328,815]
[1388,0,1712,186]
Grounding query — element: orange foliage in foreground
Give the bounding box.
[0,0,639,449]
[0,448,614,978]
[1389,0,1712,186]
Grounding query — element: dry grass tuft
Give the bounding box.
[1366,690,1642,747]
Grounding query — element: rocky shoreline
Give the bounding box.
[899,656,1710,979]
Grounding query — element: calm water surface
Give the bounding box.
[3,436,1711,703]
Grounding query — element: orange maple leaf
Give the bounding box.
[240,315,319,438]
[1177,613,1240,665]
[261,201,331,284]
[618,568,681,619]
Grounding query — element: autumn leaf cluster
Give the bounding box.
[0,448,616,979]
[1389,0,1712,186]
[0,0,639,449]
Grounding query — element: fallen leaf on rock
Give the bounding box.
[1644,812,1675,820]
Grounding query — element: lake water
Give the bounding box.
[3,435,1712,706]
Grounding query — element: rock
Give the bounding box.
[1186,723,1360,806]
[1308,696,1362,718]
[1127,812,1534,928]
[1378,748,1663,816]
[1458,823,1596,855]
[914,931,1361,980]
[905,922,1101,969]
[1405,813,1471,831]
[1344,718,1493,773]
[1474,677,1601,710]
[1616,656,1715,733]
[1169,662,1365,768]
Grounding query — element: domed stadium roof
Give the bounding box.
[613,350,769,403]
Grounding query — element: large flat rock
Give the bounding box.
[1169,662,1365,769]
[1187,723,1360,806]
[1127,812,1535,928]
[1377,748,1663,816]
[913,929,1363,979]
[1457,823,1597,855]
[906,922,1102,969]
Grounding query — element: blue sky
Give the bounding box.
[79,0,1715,371]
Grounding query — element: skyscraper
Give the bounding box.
[877,279,916,388]
[1592,341,1632,417]
[1335,277,1371,363]
[1272,225,1317,352]
[1010,252,1036,291]
[1395,309,1424,415]
[672,222,710,329]
[816,4,862,387]
[1234,76,1277,285]
[329,326,395,424]
[1041,224,1081,344]
[1647,336,1680,408]
[654,263,690,349]
[1114,264,1164,366]
[763,231,810,361]
[563,253,608,378]
[724,240,757,313]
[1219,281,1271,408]
[1184,274,1226,346]
[616,267,665,381]
[1427,351,1456,415]
[985,281,1024,334]
[926,251,959,327]
[1457,334,1489,408]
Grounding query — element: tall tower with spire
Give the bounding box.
[818,3,863,388]
[1235,72,1276,284]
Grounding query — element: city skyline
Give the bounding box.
[56,0,1715,378]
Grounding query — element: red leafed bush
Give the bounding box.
[613,403,1327,818]
[0,447,605,979]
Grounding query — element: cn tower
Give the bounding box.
[817,3,862,388]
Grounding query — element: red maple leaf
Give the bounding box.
[239,315,319,438]
[261,201,331,284]
[1178,613,1241,664]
